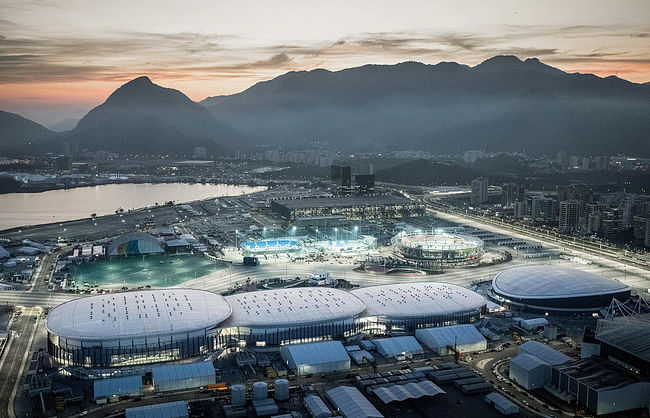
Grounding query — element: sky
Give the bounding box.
[1,0,649,127]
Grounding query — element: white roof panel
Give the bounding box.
[415,324,486,347]
[352,283,485,319]
[493,266,629,299]
[326,386,384,418]
[224,287,365,328]
[518,341,570,366]
[281,341,350,367]
[510,353,549,371]
[46,289,231,340]
[373,336,423,356]
[373,381,445,404]
[126,401,189,418]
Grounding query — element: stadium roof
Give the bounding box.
[415,324,486,347]
[352,283,485,319]
[519,341,571,366]
[224,287,365,328]
[125,401,189,418]
[492,266,629,299]
[46,289,231,340]
[107,232,164,256]
[596,314,650,363]
[281,341,350,367]
[272,194,412,209]
[326,386,384,418]
[510,353,549,371]
[373,381,445,404]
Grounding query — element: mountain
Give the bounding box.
[48,118,79,132]
[375,159,483,186]
[0,110,55,154]
[63,76,246,154]
[202,56,650,156]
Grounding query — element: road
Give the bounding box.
[0,306,41,418]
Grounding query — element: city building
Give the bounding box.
[594,314,650,376]
[509,353,550,390]
[470,177,489,205]
[354,174,375,195]
[500,183,525,207]
[559,200,581,231]
[270,195,424,221]
[490,266,630,313]
[326,386,384,418]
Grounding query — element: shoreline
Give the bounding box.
[0,182,268,234]
[0,177,265,195]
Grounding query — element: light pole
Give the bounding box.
[334,227,338,241]
[354,225,358,240]
[315,228,319,241]
[235,230,238,250]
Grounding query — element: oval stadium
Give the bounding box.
[392,231,484,267]
[490,266,631,313]
[351,283,486,333]
[219,287,366,346]
[46,289,232,369]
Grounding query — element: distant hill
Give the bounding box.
[62,76,248,154]
[48,118,79,132]
[375,159,483,186]
[0,110,55,154]
[202,56,650,156]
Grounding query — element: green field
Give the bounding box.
[68,254,225,289]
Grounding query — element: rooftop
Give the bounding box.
[352,283,485,319]
[554,357,643,391]
[224,287,365,328]
[326,386,384,418]
[596,314,650,363]
[518,340,571,366]
[46,289,232,340]
[492,266,629,299]
[281,341,350,366]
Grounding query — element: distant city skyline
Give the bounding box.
[0,0,649,125]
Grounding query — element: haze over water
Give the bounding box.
[0,183,266,231]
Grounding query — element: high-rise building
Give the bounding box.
[330,165,352,196]
[193,146,207,159]
[471,177,489,206]
[559,200,581,231]
[463,150,485,163]
[354,174,375,195]
[501,183,525,207]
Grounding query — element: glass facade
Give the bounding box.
[49,307,484,370]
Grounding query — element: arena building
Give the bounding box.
[392,231,484,267]
[218,287,366,346]
[46,289,231,370]
[490,266,631,313]
[47,283,487,373]
[107,232,165,256]
[240,239,302,256]
[351,283,486,335]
